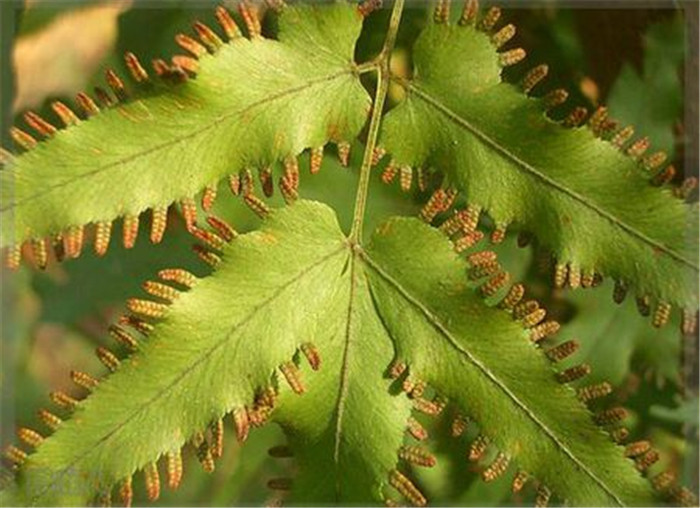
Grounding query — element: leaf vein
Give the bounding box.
[331,249,359,501]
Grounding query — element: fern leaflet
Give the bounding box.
[379,11,698,319]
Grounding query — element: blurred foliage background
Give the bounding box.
[1,0,698,505]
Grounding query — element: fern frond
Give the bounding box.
[378,4,699,322]
[0,3,369,257]
[4,201,660,506]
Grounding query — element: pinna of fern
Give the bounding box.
[0,0,372,261]
[0,0,698,506]
[377,0,698,331]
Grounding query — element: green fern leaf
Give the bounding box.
[6,201,655,506]
[0,3,369,249]
[378,15,699,315]
[364,217,653,506]
[8,201,351,505]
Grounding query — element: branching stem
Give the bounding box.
[349,0,405,243]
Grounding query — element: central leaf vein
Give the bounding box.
[331,249,359,500]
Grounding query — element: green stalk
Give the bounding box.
[348,0,405,243]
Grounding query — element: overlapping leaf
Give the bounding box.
[6,202,655,506]
[560,281,682,388]
[379,17,699,312]
[0,3,369,248]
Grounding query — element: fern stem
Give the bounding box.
[356,61,380,74]
[349,0,405,243]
